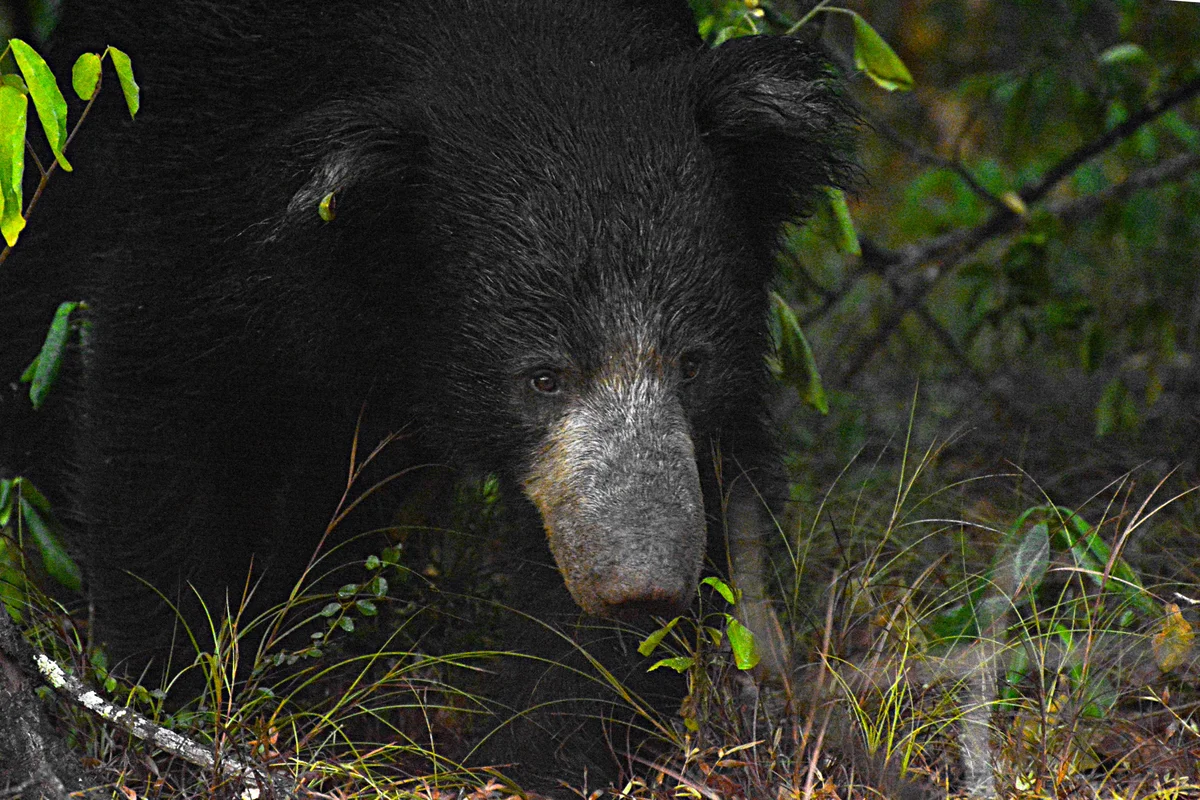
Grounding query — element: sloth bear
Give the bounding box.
[0,0,854,787]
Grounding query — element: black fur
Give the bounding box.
[0,0,855,788]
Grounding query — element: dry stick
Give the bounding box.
[799,572,839,800]
[834,76,1200,385]
[33,654,297,800]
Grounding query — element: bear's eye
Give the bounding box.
[680,352,704,383]
[529,370,561,394]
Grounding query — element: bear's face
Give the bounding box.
[283,32,853,623]
[431,176,767,621]
[382,55,780,622]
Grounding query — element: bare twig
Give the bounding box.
[867,110,1011,214]
[913,305,991,388]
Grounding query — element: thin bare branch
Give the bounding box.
[866,110,1011,214]
[1021,76,1200,205]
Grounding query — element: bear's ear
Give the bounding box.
[696,34,857,232]
[260,98,431,245]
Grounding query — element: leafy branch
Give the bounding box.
[827,75,1200,386]
[0,39,138,263]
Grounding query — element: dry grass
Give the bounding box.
[5,422,1198,799]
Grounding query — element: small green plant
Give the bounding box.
[0,476,80,621]
[928,503,1157,650]
[636,576,761,732]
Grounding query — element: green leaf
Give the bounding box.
[72,53,102,101]
[10,39,71,171]
[1016,505,1155,616]
[770,292,828,414]
[107,47,139,118]
[1160,111,1200,151]
[1080,323,1106,373]
[850,12,913,92]
[637,616,678,657]
[826,187,860,255]
[1099,43,1147,66]
[995,521,1050,600]
[972,594,1011,632]
[25,301,79,410]
[726,616,761,671]
[368,575,388,597]
[1095,377,1138,436]
[12,478,50,514]
[0,84,28,246]
[319,601,340,617]
[1003,646,1029,694]
[20,497,82,591]
[318,191,336,222]
[1,74,27,92]
[90,647,109,673]
[701,575,738,606]
[337,583,358,599]
[338,616,354,633]
[0,537,25,622]
[364,554,381,570]
[647,655,693,673]
[355,598,377,617]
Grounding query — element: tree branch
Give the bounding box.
[865,110,1012,214]
[1020,76,1200,206]
[833,77,1200,385]
[1049,151,1200,223]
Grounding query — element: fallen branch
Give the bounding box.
[32,654,298,799]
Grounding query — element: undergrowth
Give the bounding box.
[3,423,1198,799]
